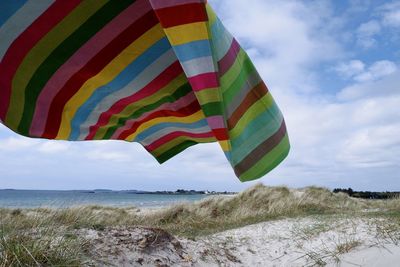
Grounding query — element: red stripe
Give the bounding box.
[42,10,158,139]
[85,61,183,140]
[154,3,208,28]
[0,1,81,120]
[188,72,219,91]
[218,38,240,76]
[117,100,201,140]
[145,130,214,151]
[212,128,229,140]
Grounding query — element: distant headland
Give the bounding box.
[0,188,237,195]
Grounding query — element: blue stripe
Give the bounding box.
[69,37,172,140]
[135,119,209,142]
[0,0,27,28]
[173,40,212,62]
[210,18,233,60]
[224,151,232,162]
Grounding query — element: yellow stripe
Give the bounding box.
[194,87,220,104]
[218,140,230,152]
[56,24,165,139]
[5,0,108,128]
[151,135,216,157]
[94,73,188,139]
[126,110,205,141]
[164,22,209,46]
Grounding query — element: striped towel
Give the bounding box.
[0,0,290,181]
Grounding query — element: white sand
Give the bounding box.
[81,216,400,266]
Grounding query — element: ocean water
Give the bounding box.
[0,190,211,209]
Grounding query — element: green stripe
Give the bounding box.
[219,49,246,88]
[6,0,109,131]
[152,135,215,157]
[103,82,193,139]
[231,102,282,148]
[238,134,290,182]
[222,55,256,105]
[156,140,198,163]
[18,0,134,135]
[205,4,217,25]
[95,75,189,139]
[201,101,223,117]
[231,111,283,165]
[229,93,274,139]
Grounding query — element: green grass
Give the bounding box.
[0,211,89,266]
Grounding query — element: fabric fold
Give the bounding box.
[0,0,289,181]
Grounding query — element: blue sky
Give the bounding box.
[0,0,399,191]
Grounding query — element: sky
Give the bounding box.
[0,0,399,191]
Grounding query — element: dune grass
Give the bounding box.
[1,183,400,266]
[0,209,88,266]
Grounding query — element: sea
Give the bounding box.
[0,190,212,209]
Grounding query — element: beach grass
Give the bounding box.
[1,183,400,266]
[0,209,88,266]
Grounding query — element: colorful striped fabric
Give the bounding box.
[0,0,290,181]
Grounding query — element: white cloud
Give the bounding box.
[79,141,153,164]
[338,70,400,100]
[0,137,38,151]
[38,141,70,153]
[334,60,365,78]
[354,60,397,82]
[85,150,131,162]
[352,2,400,50]
[380,2,400,27]
[351,96,400,125]
[277,79,400,181]
[334,60,397,83]
[338,123,400,168]
[0,134,70,154]
[209,0,344,93]
[356,20,381,48]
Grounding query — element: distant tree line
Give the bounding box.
[333,188,400,199]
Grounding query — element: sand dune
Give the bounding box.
[82,216,400,266]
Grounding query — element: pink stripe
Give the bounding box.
[218,38,240,76]
[85,61,183,140]
[146,130,214,151]
[112,92,197,139]
[188,72,219,91]
[0,1,81,121]
[206,115,225,129]
[29,0,152,136]
[149,0,205,9]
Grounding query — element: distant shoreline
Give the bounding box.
[0,188,237,195]
[0,189,234,209]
